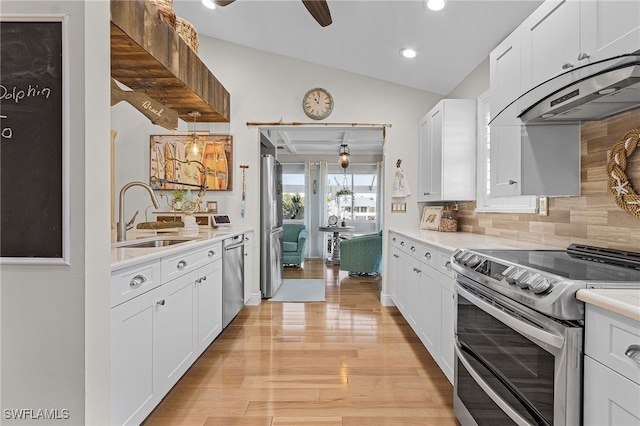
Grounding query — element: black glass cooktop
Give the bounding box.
[473,249,640,282]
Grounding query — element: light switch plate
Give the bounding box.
[391,202,406,213]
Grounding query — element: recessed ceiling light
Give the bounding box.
[202,0,216,10]
[400,48,417,59]
[424,0,445,11]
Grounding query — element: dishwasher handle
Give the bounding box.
[225,241,245,251]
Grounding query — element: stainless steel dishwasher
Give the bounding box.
[222,234,245,328]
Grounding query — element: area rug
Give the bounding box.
[269,279,326,302]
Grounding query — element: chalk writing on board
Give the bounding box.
[0,21,64,259]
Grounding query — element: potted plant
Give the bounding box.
[171,189,185,211]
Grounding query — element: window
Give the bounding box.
[327,165,378,223]
[282,163,305,220]
[476,91,537,213]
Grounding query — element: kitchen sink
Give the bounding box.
[112,237,197,249]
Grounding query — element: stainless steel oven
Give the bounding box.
[451,244,640,426]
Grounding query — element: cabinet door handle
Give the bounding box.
[508,179,517,185]
[157,299,166,306]
[208,250,215,258]
[423,192,430,196]
[410,246,416,252]
[129,275,146,287]
[176,260,187,270]
[400,242,405,247]
[393,254,399,259]
[625,344,640,365]
[425,252,432,259]
[562,62,574,69]
[445,261,451,268]
[201,276,207,281]
[577,51,590,61]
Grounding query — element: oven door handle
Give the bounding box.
[456,345,541,426]
[456,283,565,349]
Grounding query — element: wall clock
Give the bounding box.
[302,87,334,120]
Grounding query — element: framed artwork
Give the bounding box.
[150,134,233,191]
[420,206,443,230]
[1,17,70,265]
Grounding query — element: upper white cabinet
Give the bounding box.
[522,0,640,90]
[490,29,523,120]
[521,0,581,89]
[508,0,640,106]
[581,0,640,63]
[418,99,477,202]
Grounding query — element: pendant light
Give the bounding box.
[339,144,350,169]
[188,111,201,157]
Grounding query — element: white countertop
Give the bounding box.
[111,227,253,271]
[388,228,554,252]
[577,289,640,322]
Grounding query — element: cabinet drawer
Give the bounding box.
[438,251,454,279]
[162,243,222,283]
[585,305,640,385]
[416,244,437,268]
[111,260,162,307]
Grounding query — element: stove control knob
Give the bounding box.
[515,273,532,288]
[453,250,464,262]
[466,255,481,268]
[505,268,525,285]
[529,276,551,294]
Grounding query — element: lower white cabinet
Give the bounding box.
[195,259,223,355]
[583,305,640,426]
[153,271,198,395]
[111,241,223,425]
[111,284,158,426]
[388,232,455,383]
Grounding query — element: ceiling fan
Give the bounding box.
[213,0,332,27]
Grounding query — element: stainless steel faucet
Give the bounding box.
[117,181,160,241]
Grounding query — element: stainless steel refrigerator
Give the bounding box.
[260,154,284,298]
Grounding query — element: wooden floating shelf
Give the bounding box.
[110,0,230,123]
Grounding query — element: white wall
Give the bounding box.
[113,36,441,299]
[1,1,111,425]
[446,58,490,99]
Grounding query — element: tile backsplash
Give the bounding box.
[457,108,640,252]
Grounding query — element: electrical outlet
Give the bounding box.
[538,197,549,216]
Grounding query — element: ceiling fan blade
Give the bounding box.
[214,0,236,6]
[301,0,332,27]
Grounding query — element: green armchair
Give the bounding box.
[339,231,383,275]
[283,224,308,266]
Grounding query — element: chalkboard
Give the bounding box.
[1,20,65,262]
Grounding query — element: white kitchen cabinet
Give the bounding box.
[387,232,455,384]
[583,305,640,425]
[111,283,158,426]
[418,99,476,202]
[195,256,223,356]
[581,0,640,64]
[436,250,455,383]
[111,239,226,425]
[154,270,198,395]
[243,231,253,304]
[388,239,401,304]
[418,263,439,356]
[490,29,523,120]
[521,0,581,89]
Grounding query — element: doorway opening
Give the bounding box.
[260,126,385,261]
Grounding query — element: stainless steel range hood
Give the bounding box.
[494,54,640,124]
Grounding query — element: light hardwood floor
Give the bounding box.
[144,259,458,425]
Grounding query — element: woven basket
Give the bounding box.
[176,16,199,53]
[149,0,177,28]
